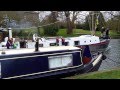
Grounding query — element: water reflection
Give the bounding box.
[99,39,120,71]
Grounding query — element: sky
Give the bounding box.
[38,11,89,23]
[38,11,113,23]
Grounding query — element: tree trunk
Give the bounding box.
[64,11,80,34]
[66,18,73,34]
[65,11,73,34]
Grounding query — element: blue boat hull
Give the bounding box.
[21,55,103,79]
[0,48,83,79]
[7,58,102,79]
[0,46,104,79]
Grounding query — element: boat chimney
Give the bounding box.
[8,28,12,38]
[35,38,39,52]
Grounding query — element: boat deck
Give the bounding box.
[0,46,80,55]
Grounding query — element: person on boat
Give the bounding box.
[100,27,105,38]
[61,37,65,45]
[6,38,14,49]
[20,38,27,48]
[104,27,110,39]
[13,39,19,49]
[56,37,59,46]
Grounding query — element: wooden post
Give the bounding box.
[35,38,39,52]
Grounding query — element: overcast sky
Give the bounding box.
[38,11,113,23]
[38,11,89,22]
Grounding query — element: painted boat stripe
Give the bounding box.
[0,51,81,61]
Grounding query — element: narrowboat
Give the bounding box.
[31,34,110,55]
[0,28,106,79]
[0,43,104,79]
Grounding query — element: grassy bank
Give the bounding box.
[65,68,120,79]
[14,28,120,39]
[57,29,120,38]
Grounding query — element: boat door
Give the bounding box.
[82,45,92,64]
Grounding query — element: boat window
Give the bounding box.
[74,41,79,46]
[65,42,69,46]
[39,44,43,47]
[48,54,73,69]
[90,40,91,42]
[84,41,86,43]
[50,43,56,46]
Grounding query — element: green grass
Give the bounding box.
[109,31,120,39]
[13,28,120,39]
[65,67,120,79]
[57,29,120,38]
[57,29,101,37]
[57,29,92,37]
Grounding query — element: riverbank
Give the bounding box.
[57,29,120,39]
[14,28,120,39]
[65,67,120,79]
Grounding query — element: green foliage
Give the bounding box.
[43,11,59,36]
[106,14,120,34]
[57,29,67,37]
[59,23,66,29]
[97,12,106,31]
[75,24,83,29]
[43,24,59,36]
[82,16,90,30]
[12,30,19,37]
[57,29,120,38]
[83,11,106,31]
[0,11,40,28]
[37,28,44,36]
[11,28,120,39]
[17,30,30,39]
[18,30,24,37]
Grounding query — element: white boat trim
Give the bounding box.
[92,54,102,66]
[0,51,81,61]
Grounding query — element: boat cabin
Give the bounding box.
[28,35,100,48]
[0,46,83,79]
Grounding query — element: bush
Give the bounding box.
[43,24,59,36]
[76,24,83,29]
[59,25,66,29]
[17,30,28,38]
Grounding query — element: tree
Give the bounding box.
[0,11,40,28]
[106,11,120,33]
[87,11,106,35]
[82,15,90,30]
[64,11,80,34]
[23,11,40,26]
[43,11,59,36]
[0,11,22,28]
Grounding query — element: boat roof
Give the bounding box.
[0,46,80,55]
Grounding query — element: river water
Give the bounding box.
[99,39,120,71]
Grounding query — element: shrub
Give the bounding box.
[43,24,59,36]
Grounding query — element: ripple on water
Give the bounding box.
[99,39,120,71]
